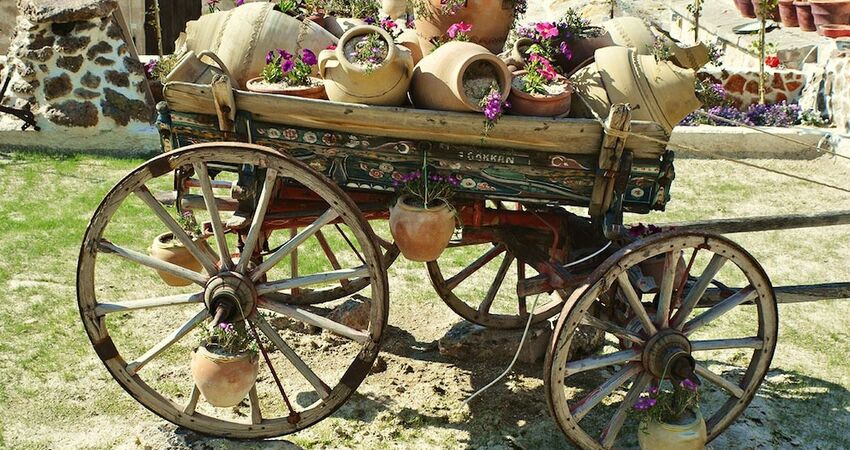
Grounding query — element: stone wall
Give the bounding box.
[699,68,806,109]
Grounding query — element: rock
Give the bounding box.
[45,99,98,127]
[26,47,53,62]
[11,79,39,95]
[74,20,98,32]
[106,19,125,40]
[105,70,129,87]
[27,32,55,50]
[56,34,91,53]
[123,56,144,75]
[370,355,387,374]
[101,87,153,125]
[438,320,555,364]
[57,55,84,72]
[74,87,100,99]
[81,71,100,88]
[326,295,371,331]
[44,73,72,100]
[94,56,114,66]
[86,40,113,59]
[19,0,119,24]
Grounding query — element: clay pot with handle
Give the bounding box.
[148,232,206,287]
[164,50,236,86]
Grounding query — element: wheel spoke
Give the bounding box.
[517,261,528,316]
[691,337,764,351]
[315,230,348,286]
[479,253,515,315]
[600,372,652,448]
[250,209,339,281]
[95,292,203,316]
[565,349,641,375]
[571,363,641,422]
[135,185,219,275]
[656,251,678,328]
[97,240,207,286]
[445,244,505,290]
[248,385,263,424]
[259,299,370,343]
[193,162,233,270]
[684,286,756,336]
[126,309,208,375]
[695,363,744,398]
[236,168,278,274]
[256,266,369,295]
[184,385,201,415]
[254,316,331,399]
[616,273,657,335]
[672,254,727,329]
[581,314,645,346]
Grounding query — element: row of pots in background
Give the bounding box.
[736,0,850,37]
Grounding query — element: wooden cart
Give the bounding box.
[77,76,850,448]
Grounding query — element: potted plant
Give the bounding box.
[553,10,614,75]
[632,378,706,450]
[191,322,259,408]
[413,0,527,55]
[148,211,206,287]
[509,53,574,117]
[795,1,818,31]
[246,48,326,98]
[810,0,850,29]
[389,169,460,262]
[778,0,800,26]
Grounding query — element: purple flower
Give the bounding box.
[281,58,295,73]
[648,385,659,395]
[218,322,234,333]
[681,378,699,392]
[301,49,317,66]
[560,41,572,61]
[235,0,244,5]
[278,49,293,60]
[265,50,274,65]
[406,15,416,29]
[633,397,657,411]
[364,16,376,25]
[144,59,157,76]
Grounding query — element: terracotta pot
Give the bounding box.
[752,0,782,20]
[638,253,688,290]
[389,196,456,262]
[190,346,259,408]
[245,77,327,99]
[415,0,514,55]
[796,1,818,30]
[735,0,758,17]
[319,26,414,106]
[556,29,615,76]
[148,232,204,287]
[184,3,337,88]
[639,410,707,450]
[819,23,850,35]
[381,0,408,19]
[810,0,850,27]
[324,16,368,38]
[398,27,424,65]
[508,71,574,117]
[779,0,801,25]
[411,41,512,112]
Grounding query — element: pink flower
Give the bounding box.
[326,44,337,50]
[529,54,557,81]
[447,21,472,39]
[301,49,317,66]
[380,18,397,30]
[535,22,559,40]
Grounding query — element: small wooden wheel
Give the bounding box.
[544,231,777,449]
[77,143,388,438]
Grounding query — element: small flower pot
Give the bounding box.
[795,1,819,30]
[638,410,707,450]
[810,0,850,28]
[819,23,850,36]
[148,232,204,287]
[735,0,758,17]
[389,196,456,262]
[245,77,327,99]
[190,346,259,408]
[508,71,574,117]
[751,0,782,20]
[779,0,801,26]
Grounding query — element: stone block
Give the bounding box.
[101,87,152,125]
[18,0,118,24]
[326,296,371,331]
[43,72,71,99]
[438,320,554,364]
[45,99,98,127]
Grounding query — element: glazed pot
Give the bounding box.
[810,0,850,28]
[779,0,801,26]
[148,232,204,287]
[381,0,408,19]
[164,50,235,86]
[819,23,850,35]
[557,29,615,76]
[319,25,414,106]
[411,41,512,112]
[508,71,574,117]
[190,346,259,408]
[638,410,707,450]
[245,77,327,99]
[415,0,514,55]
[735,0,758,17]
[389,196,456,262]
[751,0,782,20]
[796,1,818,30]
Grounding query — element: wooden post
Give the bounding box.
[211,74,236,133]
[589,104,632,218]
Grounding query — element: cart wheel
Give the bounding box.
[427,242,566,329]
[77,143,388,439]
[544,231,777,449]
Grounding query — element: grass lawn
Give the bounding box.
[0,151,848,449]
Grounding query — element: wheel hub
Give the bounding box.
[204,272,257,323]
[642,329,695,380]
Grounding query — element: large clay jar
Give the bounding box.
[735,0,758,17]
[508,71,574,117]
[415,0,514,55]
[810,0,850,28]
[638,410,707,450]
[796,1,818,30]
[184,2,337,88]
[411,41,512,112]
[319,26,414,106]
[148,232,203,287]
[389,196,456,262]
[779,0,800,26]
[190,346,259,408]
[557,29,615,76]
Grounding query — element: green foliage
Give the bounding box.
[176,210,202,239]
[348,32,389,74]
[321,0,380,18]
[198,322,258,356]
[276,0,298,13]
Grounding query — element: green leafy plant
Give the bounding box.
[260,48,319,86]
[322,0,380,18]
[198,322,258,356]
[275,0,298,13]
[176,210,203,239]
[559,8,605,40]
[516,54,559,95]
[632,378,701,426]
[393,169,459,209]
[144,53,182,82]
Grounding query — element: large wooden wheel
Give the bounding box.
[77,143,389,438]
[545,231,777,449]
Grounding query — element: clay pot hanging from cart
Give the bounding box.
[779,0,801,26]
[638,410,707,450]
[415,0,515,56]
[508,71,574,117]
[410,41,512,112]
[809,0,850,29]
[389,196,456,262]
[319,25,414,106]
[148,232,205,287]
[245,77,328,99]
[190,346,259,408]
[795,1,819,30]
[735,0,758,18]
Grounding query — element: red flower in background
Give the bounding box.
[765,56,780,68]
